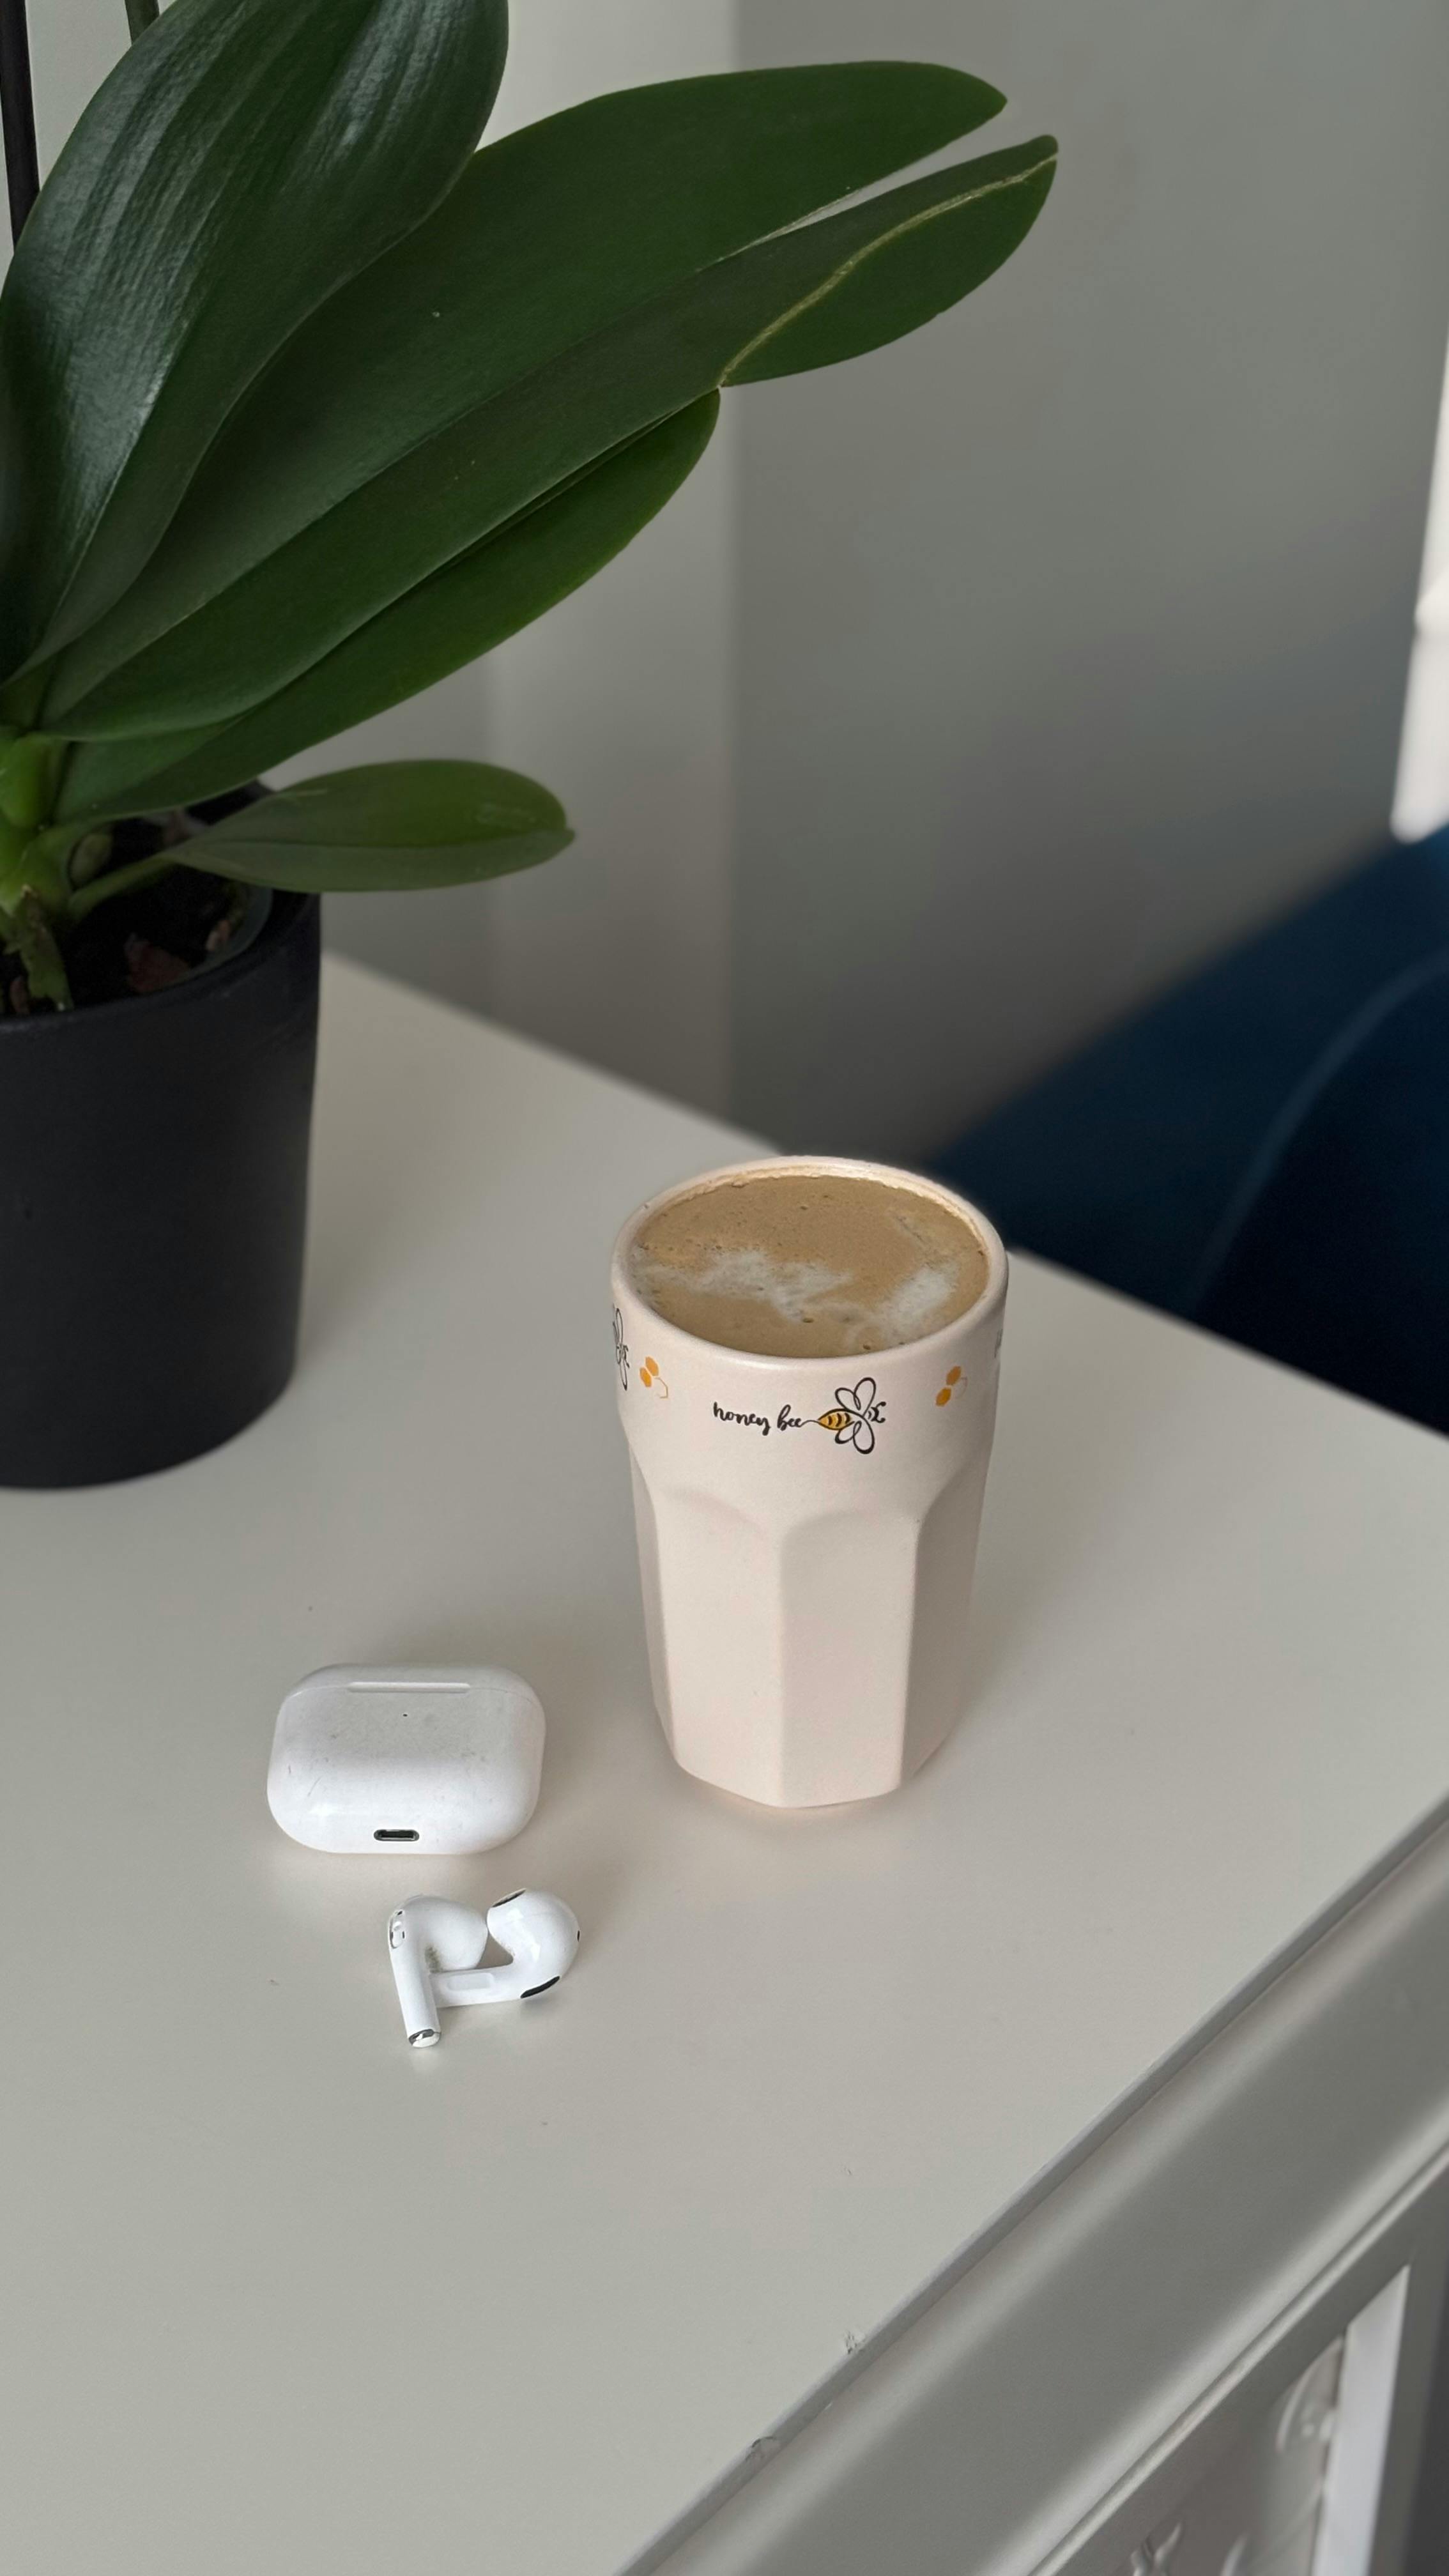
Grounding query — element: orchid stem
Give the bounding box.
[67,849,179,924]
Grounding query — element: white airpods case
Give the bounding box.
[268,1666,546,1854]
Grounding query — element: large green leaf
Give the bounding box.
[47,132,1056,742]
[56,397,720,825]
[48,64,1005,705]
[172,762,571,892]
[0,0,508,681]
[43,64,1004,709]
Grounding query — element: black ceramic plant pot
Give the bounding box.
[0,889,320,1487]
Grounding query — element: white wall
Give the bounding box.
[27,0,125,169]
[318,0,1449,1151]
[729,0,1449,1152]
[298,1,739,1118]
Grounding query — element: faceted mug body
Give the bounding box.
[611,1160,1007,1809]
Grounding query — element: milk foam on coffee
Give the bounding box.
[629,1169,990,1359]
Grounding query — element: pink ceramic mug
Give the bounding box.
[611,1158,1008,1809]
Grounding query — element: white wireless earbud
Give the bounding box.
[387,1897,489,2048]
[387,1892,580,2048]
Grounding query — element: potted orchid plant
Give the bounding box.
[0,0,1055,1484]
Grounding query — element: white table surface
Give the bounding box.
[7,959,1449,2576]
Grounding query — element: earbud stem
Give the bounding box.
[433,1965,532,2007]
[430,1968,544,2009]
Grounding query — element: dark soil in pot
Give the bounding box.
[45,861,253,1008]
[0,789,268,1015]
[0,873,320,1487]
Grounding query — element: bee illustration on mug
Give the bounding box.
[814,1377,885,1454]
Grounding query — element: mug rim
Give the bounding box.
[610,1155,1008,1373]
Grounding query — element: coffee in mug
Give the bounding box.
[627,1165,990,1360]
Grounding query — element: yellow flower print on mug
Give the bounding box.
[640,1355,669,1399]
[935,1367,964,1407]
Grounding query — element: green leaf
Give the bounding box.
[56,397,721,825]
[173,762,571,893]
[47,128,1056,742]
[0,0,508,680]
[42,63,1018,727]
